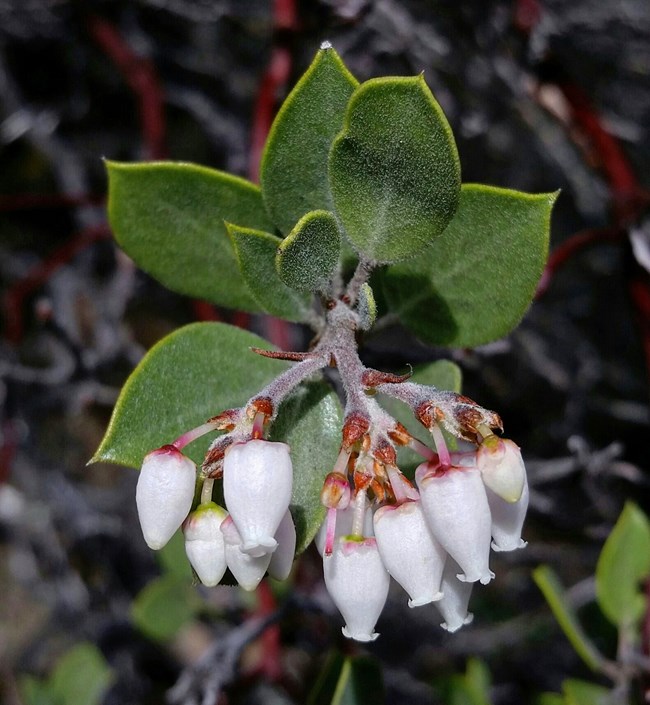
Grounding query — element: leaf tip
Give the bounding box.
[320,39,333,50]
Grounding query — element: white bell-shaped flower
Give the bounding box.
[374,500,446,607]
[416,463,494,584]
[136,445,196,550]
[221,516,271,591]
[223,439,293,557]
[323,537,390,642]
[315,505,374,556]
[268,509,296,581]
[476,437,526,503]
[183,502,228,586]
[488,475,529,552]
[435,558,474,633]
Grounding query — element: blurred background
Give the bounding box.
[1,1,649,703]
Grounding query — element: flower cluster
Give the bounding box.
[134,300,529,641]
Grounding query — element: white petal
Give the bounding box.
[136,447,196,550]
[268,509,296,581]
[477,438,526,503]
[315,505,374,556]
[183,503,228,586]
[488,476,529,552]
[435,558,474,633]
[374,500,445,607]
[223,440,293,557]
[221,516,271,591]
[323,538,389,642]
[416,464,494,585]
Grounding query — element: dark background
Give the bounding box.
[1,1,649,703]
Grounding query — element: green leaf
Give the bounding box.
[377,360,462,474]
[357,283,377,331]
[92,322,342,553]
[532,565,604,672]
[383,185,558,347]
[92,322,282,468]
[49,644,114,705]
[107,161,273,311]
[438,658,492,705]
[276,210,341,292]
[563,680,612,705]
[18,676,56,705]
[595,501,650,627]
[308,652,385,705]
[536,694,565,705]
[329,75,460,262]
[270,380,343,553]
[227,223,312,320]
[260,45,358,234]
[132,574,199,641]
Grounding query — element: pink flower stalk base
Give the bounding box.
[134,271,529,641]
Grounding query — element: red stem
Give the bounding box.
[86,14,167,160]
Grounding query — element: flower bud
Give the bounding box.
[315,505,374,556]
[487,476,529,552]
[136,445,196,550]
[183,502,228,586]
[320,472,351,509]
[220,516,271,591]
[435,558,474,633]
[268,509,296,581]
[374,500,446,607]
[323,538,390,642]
[476,437,525,503]
[223,439,293,557]
[416,463,494,585]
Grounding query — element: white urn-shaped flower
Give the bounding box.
[416,462,494,585]
[435,558,475,633]
[373,500,446,607]
[183,502,228,586]
[476,437,526,503]
[136,445,196,550]
[487,475,529,552]
[223,439,293,557]
[268,509,296,581]
[220,515,271,591]
[323,537,390,642]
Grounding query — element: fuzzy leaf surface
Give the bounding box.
[276,210,341,291]
[329,76,460,262]
[227,224,312,320]
[595,501,650,627]
[107,161,273,311]
[92,322,341,553]
[383,185,557,346]
[260,45,357,234]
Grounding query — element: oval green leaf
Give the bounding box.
[595,501,650,627]
[131,575,199,641]
[227,223,312,320]
[357,283,377,331]
[383,185,558,347]
[49,644,114,705]
[91,322,342,553]
[329,75,460,262]
[260,44,358,234]
[277,210,341,292]
[107,161,273,311]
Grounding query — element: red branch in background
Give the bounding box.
[87,14,167,160]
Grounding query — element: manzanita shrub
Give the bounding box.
[93,43,557,642]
